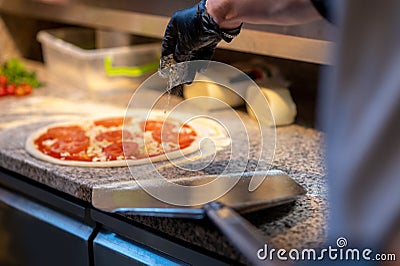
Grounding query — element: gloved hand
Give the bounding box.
[160,0,242,71]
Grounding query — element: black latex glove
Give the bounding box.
[160,0,242,71]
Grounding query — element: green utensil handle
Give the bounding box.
[104,57,159,77]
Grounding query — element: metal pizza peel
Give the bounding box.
[92,170,306,265]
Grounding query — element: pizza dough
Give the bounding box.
[25,110,229,167]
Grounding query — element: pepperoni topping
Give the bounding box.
[62,153,93,162]
[94,117,125,128]
[34,126,90,159]
[151,129,175,144]
[178,133,196,149]
[103,142,138,160]
[34,133,52,151]
[95,130,133,143]
[149,122,197,148]
[46,126,86,139]
[140,120,176,132]
[33,118,197,163]
[48,136,90,155]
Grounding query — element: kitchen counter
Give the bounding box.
[0,62,328,264]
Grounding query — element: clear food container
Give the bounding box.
[37,27,160,92]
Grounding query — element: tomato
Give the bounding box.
[15,85,26,96]
[0,75,7,86]
[103,142,138,160]
[0,85,7,97]
[48,136,90,155]
[23,84,33,95]
[15,86,23,96]
[15,83,33,96]
[6,84,16,95]
[94,117,125,128]
[95,130,132,142]
[0,78,33,97]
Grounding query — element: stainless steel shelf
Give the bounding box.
[0,0,334,64]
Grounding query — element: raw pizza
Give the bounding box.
[25,113,214,167]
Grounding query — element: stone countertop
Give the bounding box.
[0,61,328,263]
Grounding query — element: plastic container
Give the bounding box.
[37,28,161,92]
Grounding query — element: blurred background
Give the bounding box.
[0,0,336,128]
[0,2,336,265]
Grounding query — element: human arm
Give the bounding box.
[206,0,322,28]
[160,0,242,69]
[160,0,324,73]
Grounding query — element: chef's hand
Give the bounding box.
[160,0,242,71]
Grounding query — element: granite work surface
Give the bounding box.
[0,62,328,263]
